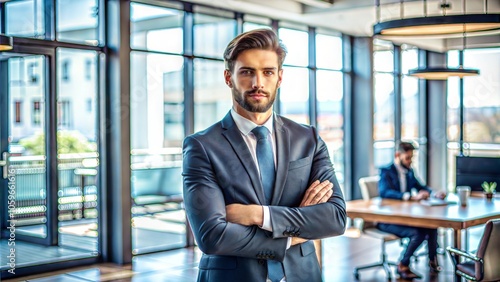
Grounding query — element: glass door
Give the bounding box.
[1,50,101,278]
[0,54,53,245]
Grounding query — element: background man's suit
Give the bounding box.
[379,163,431,199]
[183,112,346,282]
[377,163,438,268]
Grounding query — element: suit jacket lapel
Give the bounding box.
[221,112,267,205]
[272,115,290,205]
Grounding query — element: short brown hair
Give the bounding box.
[223,28,287,72]
[397,141,417,153]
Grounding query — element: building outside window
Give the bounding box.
[32,101,41,125]
[14,101,22,124]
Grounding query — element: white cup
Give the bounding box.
[457,186,471,206]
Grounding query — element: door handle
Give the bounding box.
[0,152,10,179]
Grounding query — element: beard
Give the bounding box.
[232,84,278,113]
[398,156,411,169]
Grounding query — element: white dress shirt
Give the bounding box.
[394,162,411,201]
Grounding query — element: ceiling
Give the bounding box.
[184,0,500,52]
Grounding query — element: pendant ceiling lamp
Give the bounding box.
[374,0,484,79]
[0,34,13,51]
[407,28,479,80]
[408,66,478,79]
[373,0,500,37]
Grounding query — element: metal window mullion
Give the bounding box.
[308,27,317,128]
[394,45,402,142]
[44,0,55,41]
[45,50,58,246]
[183,3,194,138]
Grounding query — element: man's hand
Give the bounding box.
[412,190,430,201]
[226,204,263,226]
[300,180,333,207]
[434,191,447,200]
[290,180,333,246]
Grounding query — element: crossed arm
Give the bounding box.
[183,133,346,260]
[226,179,334,246]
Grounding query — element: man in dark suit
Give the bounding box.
[182,28,346,282]
[378,141,446,280]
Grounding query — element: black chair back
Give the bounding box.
[477,219,500,281]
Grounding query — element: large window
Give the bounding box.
[278,26,310,125]
[130,2,184,53]
[129,2,187,255]
[446,48,500,190]
[193,11,235,59]
[315,31,344,187]
[56,48,99,250]
[401,48,419,140]
[193,59,230,132]
[373,40,395,168]
[5,0,44,38]
[192,9,235,132]
[56,0,100,45]
[373,42,423,174]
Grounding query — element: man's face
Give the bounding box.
[397,150,414,169]
[224,49,283,115]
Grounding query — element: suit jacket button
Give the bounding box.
[258,259,265,265]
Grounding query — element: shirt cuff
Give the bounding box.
[260,206,272,232]
[260,207,291,250]
[402,192,411,201]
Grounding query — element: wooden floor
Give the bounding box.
[3,225,485,282]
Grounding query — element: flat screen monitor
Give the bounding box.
[456,156,500,192]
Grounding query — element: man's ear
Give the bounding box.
[224,69,232,88]
[277,69,283,88]
[394,151,401,163]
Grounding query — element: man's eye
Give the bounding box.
[264,71,274,75]
[241,70,252,75]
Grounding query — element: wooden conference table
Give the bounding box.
[346,195,500,281]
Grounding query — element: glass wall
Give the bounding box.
[129,2,186,254]
[1,0,103,275]
[56,0,100,45]
[446,48,500,191]
[278,25,310,125]
[5,0,45,38]
[400,47,423,175]
[401,48,419,140]
[193,8,235,132]
[315,31,344,187]
[373,40,395,168]
[56,48,99,252]
[373,41,423,174]
[7,55,48,240]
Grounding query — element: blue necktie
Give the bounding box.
[406,172,410,192]
[252,126,275,204]
[252,126,284,282]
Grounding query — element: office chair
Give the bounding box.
[353,175,400,280]
[447,219,500,282]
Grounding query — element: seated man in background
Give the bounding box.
[378,141,446,280]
